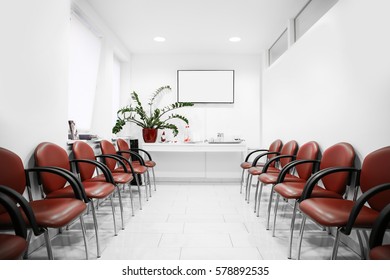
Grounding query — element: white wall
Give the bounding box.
[126,54,262,148]
[262,0,390,159]
[0,0,131,162]
[0,0,70,163]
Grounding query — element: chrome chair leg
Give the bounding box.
[297,215,307,260]
[240,169,245,194]
[356,230,366,259]
[151,167,157,191]
[79,215,89,260]
[90,200,101,258]
[110,195,117,236]
[362,230,370,260]
[256,182,264,217]
[254,180,259,213]
[44,230,54,260]
[272,194,280,237]
[266,185,276,230]
[145,171,152,197]
[128,183,135,216]
[246,174,253,204]
[288,200,298,259]
[116,185,124,229]
[136,173,147,202]
[137,179,142,210]
[331,228,341,260]
[23,230,33,259]
[244,173,250,200]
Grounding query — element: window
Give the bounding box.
[295,0,339,40]
[68,12,102,131]
[268,29,288,65]
[266,0,338,66]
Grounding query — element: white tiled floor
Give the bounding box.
[27,182,361,260]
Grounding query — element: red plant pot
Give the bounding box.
[142,128,158,143]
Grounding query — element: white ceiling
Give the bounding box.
[84,0,308,55]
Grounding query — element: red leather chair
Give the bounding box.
[240,139,283,194]
[71,140,122,232]
[273,142,355,258]
[116,138,157,191]
[256,141,320,230]
[296,146,390,260]
[0,191,29,259]
[34,142,117,258]
[369,201,390,260]
[0,147,89,259]
[247,140,298,211]
[99,140,147,216]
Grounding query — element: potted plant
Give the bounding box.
[112,85,194,143]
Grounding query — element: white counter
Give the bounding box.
[141,141,247,182]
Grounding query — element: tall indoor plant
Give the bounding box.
[112,85,194,142]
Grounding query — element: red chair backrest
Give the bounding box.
[279,140,299,168]
[295,141,320,180]
[100,140,118,172]
[267,139,283,167]
[116,138,131,161]
[319,142,355,194]
[34,142,71,195]
[72,141,96,181]
[360,146,390,212]
[0,148,27,215]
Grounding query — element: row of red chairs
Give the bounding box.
[0,138,156,260]
[240,140,390,260]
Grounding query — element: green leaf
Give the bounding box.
[112,86,194,136]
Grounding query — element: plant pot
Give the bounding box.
[142,128,158,143]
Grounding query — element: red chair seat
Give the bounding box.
[370,244,390,260]
[134,160,156,168]
[299,198,379,228]
[274,182,344,200]
[87,173,133,185]
[249,166,279,175]
[45,182,115,200]
[0,198,86,229]
[258,173,306,184]
[0,234,27,260]
[240,162,265,169]
[114,164,147,174]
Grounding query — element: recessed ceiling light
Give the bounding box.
[229,37,241,42]
[154,36,166,42]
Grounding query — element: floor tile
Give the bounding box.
[184,222,247,234]
[27,182,361,260]
[159,233,232,248]
[180,247,262,260]
[167,213,225,223]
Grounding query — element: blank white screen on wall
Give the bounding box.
[177,70,234,103]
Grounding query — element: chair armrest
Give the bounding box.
[0,191,28,238]
[130,148,153,161]
[299,167,360,201]
[70,159,115,184]
[342,182,390,235]
[261,154,295,172]
[0,185,45,237]
[25,166,88,202]
[277,159,321,183]
[244,149,269,162]
[96,154,128,173]
[117,150,146,165]
[369,202,390,249]
[97,154,136,175]
[251,152,280,167]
